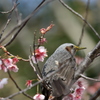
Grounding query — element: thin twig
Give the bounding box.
[78,0,90,46]
[80,74,100,82]
[0,18,11,39]
[2,61,69,100]
[33,32,42,78]
[0,58,33,100]
[90,88,100,100]
[29,45,42,79]
[1,41,100,100]
[29,55,42,80]
[59,0,100,39]
[0,3,19,14]
[7,70,33,100]
[0,0,53,46]
[12,0,22,23]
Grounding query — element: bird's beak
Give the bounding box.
[74,45,86,50]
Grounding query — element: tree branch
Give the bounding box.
[1,58,33,100]
[59,0,100,39]
[0,0,54,47]
[1,60,70,100]
[80,74,100,82]
[0,3,19,14]
[7,70,33,100]
[78,0,90,46]
[1,40,100,100]
[75,41,100,80]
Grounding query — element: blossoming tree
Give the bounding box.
[0,0,100,100]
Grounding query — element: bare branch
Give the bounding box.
[0,18,11,39]
[0,3,19,14]
[29,56,42,80]
[7,70,33,100]
[1,61,69,100]
[1,58,33,100]
[90,88,100,100]
[32,32,42,78]
[80,74,100,82]
[0,0,54,46]
[1,41,100,100]
[59,0,100,39]
[75,41,100,80]
[0,1,19,39]
[78,0,90,46]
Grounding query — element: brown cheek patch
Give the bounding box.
[65,46,71,54]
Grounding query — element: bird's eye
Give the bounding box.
[70,45,74,48]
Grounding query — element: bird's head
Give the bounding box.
[65,43,86,55]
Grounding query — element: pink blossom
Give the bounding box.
[0,61,7,72]
[25,80,32,87]
[12,58,19,64]
[3,58,12,66]
[0,78,8,89]
[40,24,54,34]
[73,87,85,100]
[40,28,46,34]
[32,46,47,64]
[62,80,86,100]
[8,64,19,72]
[73,80,85,100]
[75,87,85,96]
[0,58,19,72]
[33,94,45,100]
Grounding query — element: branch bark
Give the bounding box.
[75,41,100,80]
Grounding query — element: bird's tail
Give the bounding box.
[41,83,50,100]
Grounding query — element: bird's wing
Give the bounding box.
[49,58,76,97]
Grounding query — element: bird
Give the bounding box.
[41,43,86,100]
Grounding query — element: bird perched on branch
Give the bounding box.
[42,43,86,100]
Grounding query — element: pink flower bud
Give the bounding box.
[46,24,54,31]
[25,80,32,87]
[40,28,46,34]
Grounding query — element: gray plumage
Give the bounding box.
[42,43,77,98]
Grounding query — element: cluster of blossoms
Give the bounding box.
[62,80,86,100]
[0,78,8,89]
[26,80,85,100]
[0,57,19,72]
[31,24,54,64]
[25,24,54,100]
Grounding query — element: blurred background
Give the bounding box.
[0,0,100,100]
